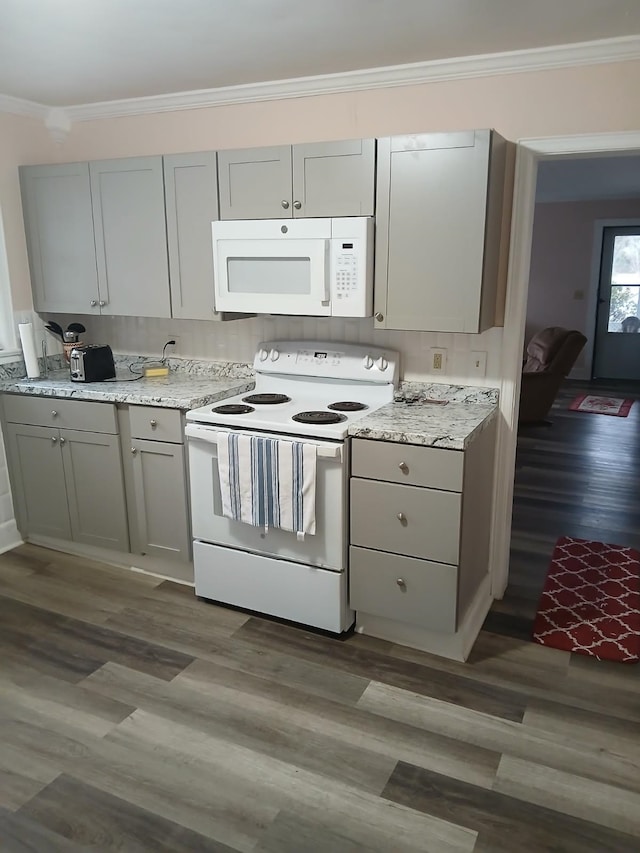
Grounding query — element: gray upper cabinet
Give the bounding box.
[19,163,99,314]
[374,130,508,333]
[164,151,221,321]
[90,156,171,318]
[218,139,375,220]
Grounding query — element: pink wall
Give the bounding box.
[51,60,640,163]
[0,113,55,310]
[526,198,640,372]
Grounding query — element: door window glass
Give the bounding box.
[607,234,640,332]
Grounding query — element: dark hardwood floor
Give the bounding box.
[487,377,640,641]
[1,386,639,850]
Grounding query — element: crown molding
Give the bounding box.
[63,35,640,122]
[3,34,640,125]
[0,93,48,119]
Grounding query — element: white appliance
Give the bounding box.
[212,217,373,317]
[185,340,399,633]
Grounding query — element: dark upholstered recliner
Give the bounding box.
[519,327,587,423]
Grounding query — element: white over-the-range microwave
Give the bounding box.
[212,217,373,317]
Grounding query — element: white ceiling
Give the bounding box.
[1,0,640,108]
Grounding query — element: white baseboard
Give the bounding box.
[0,520,23,555]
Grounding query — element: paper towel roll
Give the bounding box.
[18,323,40,379]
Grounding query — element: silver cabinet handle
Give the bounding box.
[51,410,58,418]
[397,512,406,523]
[375,312,384,322]
[99,300,106,307]
[59,436,66,445]
[293,200,302,210]
[398,461,408,473]
[281,199,290,209]
[90,299,97,307]
[396,578,407,589]
[51,436,57,444]
[131,447,138,455]
[150,419,157,428]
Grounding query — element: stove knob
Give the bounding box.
[270,348,280,362]
[376,356,389,371]
[363,355,374,370]
[258,348,269,362]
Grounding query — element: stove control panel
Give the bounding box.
[254,340,399,385]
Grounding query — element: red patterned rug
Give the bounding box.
[532,536,640,662]
[568,394,633,417]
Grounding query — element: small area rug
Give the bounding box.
[568,394,633,417]
[532,536,640,662]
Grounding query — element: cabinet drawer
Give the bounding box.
[129,406,183,443]
[2,395,118,433]
[351,438,463,491]
[350,546,457,632]
[350,478,460,564]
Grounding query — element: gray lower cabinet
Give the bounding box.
[349,425,496,634]
[2,397,129,551]
[218,139,375,219]
[124,406,191,563]
[90,157,171,318]
[374,130,509,333]
[19,162,100,314]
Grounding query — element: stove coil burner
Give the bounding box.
[242,393,291,405]
[327,401,368,412]
[212,404,255,415]
[292,410,348,425]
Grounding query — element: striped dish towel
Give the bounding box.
[217,433,317,535]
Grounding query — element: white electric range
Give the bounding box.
[185,340,399,632]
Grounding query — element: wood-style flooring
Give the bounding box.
[1,384,639,851]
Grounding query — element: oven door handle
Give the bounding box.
[185,424,342,460]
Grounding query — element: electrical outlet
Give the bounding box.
[470,350,487,377]
[430,347,447,373]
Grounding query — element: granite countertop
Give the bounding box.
[348,381,499,450]
[0,355,255,411]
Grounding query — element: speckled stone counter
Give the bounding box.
[0,355,255,410]
[348,381,499,450]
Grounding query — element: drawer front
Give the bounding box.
[129,406,183,443]
[351,438,463,491]
[2,394,118,433]
[350,546,457,632]
[350,478,460,564]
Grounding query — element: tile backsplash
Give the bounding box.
[19,311,503,387]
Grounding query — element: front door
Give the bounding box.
[593,226,640,379]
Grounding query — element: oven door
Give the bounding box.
[185,423,348,571]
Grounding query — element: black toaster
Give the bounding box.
[69,345,116,382]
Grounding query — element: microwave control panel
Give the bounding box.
[330,217,374,317]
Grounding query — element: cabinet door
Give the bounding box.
[90,157,171,318]
[164,152,222,321]
[129,438,191,562]
[4,424,71,539]
[218,146,292,219]
[374,131,493,333]
[19,163,100,314]
[292,139,375,217]
[62,429,129,552]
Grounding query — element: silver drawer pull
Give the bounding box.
[398,461,408,473]
[150,419,158,428]
[131,447,138,455]
[293,200,302,210]
[51,410,58,418]
[396,578,406,589]
[59,436,65,445]
[397,512,406,523]
[51,436,57,444]
[281,199,290,209]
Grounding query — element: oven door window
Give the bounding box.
[214,238,330,315]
